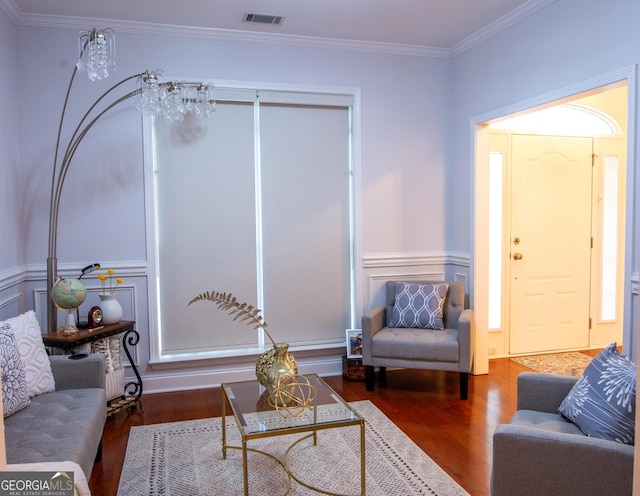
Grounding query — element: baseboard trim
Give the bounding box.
[139,354,344,394]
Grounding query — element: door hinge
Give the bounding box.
[589,318,592,329]
[592,153,598,167]
[591,237,594,248]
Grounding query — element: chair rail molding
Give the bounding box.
[23,260,148,281]
[0,266,27,289]
[363,252,445,268]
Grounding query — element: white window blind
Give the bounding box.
[155,101,259,355]
[151,87,354,359]
[260,103,351,346]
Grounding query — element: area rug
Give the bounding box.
[117,400,468,496]
[511,351,593,376]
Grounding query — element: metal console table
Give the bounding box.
[42,320,143,416]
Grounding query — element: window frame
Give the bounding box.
[143,80,362,364]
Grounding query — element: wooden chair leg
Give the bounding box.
[459,372,470,400]
[365,365,375,391]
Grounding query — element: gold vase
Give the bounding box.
[255,343,297,405]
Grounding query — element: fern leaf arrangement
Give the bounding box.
[188,291,276,346]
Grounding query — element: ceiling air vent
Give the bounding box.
[243,13,285,25]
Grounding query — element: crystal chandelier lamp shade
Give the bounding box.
[77,28,116,81]
[135,71,216,123]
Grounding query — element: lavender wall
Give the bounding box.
[450,0,639,251]
[0,9,20,275]
[16,27,450,270]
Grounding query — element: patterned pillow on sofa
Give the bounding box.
[0,311,55,397]
[388,282,449,330]
[558,342,636,445]
[0,324,31,417]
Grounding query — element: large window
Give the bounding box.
[145,85,356,362]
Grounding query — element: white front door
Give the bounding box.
[509,135,593,354]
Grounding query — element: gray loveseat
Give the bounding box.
[492,372,634,496]
[4,353,107,479]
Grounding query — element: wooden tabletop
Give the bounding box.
[42,320,135,350]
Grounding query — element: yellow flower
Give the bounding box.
[98,269,123,295]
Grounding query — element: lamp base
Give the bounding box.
[57,311,79,337]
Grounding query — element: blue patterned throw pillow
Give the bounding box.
[388,282,449,330]
[0,323,31,418]
[558,343,636,445]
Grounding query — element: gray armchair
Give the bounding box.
[492,372,634,496]
[362,280,475,399]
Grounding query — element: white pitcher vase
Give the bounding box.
[99,293,123,325]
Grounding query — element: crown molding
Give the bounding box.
[450,0,556,57]
[4,7,449,58]
[2,0,555,58]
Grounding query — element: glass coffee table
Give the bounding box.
[221,374,365,495]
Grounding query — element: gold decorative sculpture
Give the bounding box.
[270,374,317,418]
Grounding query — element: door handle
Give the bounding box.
[513,253,523,260]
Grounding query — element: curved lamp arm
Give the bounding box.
[48,74,145,259]
[46,69,147,332]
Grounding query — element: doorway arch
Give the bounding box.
[489,103,621,136]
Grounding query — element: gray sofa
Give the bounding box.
[362,281,475,399]
[492,372,634,496]
[4,353,107,479]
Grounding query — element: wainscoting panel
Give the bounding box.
[627,272,639,363]
[0,266,26,321]
[0,292,24,321]
[365,271,446,311]
[362,251,470,311]
[5,255,477,392]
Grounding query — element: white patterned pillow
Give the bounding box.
[558,343,636,445]
[0,324,31,417]
[0,311,55,397]
[388,282,449,330]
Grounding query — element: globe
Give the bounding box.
[51,277,87,336]
[51,277,87,311]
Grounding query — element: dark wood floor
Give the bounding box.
[89,353,597,496]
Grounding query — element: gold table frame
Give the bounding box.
[221,374,365,496]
